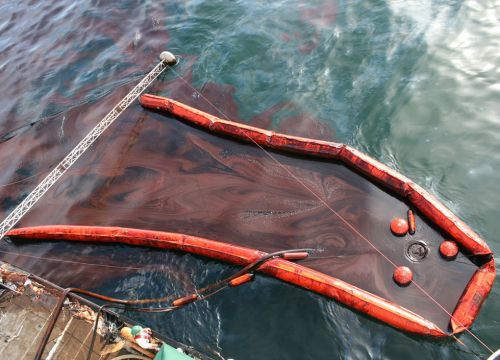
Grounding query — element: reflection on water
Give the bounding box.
[0,0,498,359]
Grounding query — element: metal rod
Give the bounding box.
[0,54,175,241]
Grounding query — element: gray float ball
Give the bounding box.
[160,51,177,65]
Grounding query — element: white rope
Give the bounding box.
[0,55,173,241]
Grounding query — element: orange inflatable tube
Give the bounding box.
[6,95,494,338]
[7,224,446,337]
[136,94,495,336]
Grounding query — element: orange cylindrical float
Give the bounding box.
[172,294,198,307]
[229,273,254,287]
[282,252,309,261]
[407,210,416,235]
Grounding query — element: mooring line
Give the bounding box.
[0,53,176,242]
[165,64,494,355]
[0,250,145,271]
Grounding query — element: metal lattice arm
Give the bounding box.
[0,53,175,240]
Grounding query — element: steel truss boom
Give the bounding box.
[0,56,173,240]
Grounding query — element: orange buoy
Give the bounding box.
[229,273,254,287]
[172,294,198,307]
[440,240,459,260]
[390,218,409,236]
[282,252,309,260]
[393,266,413,286]
[407,210,416,235]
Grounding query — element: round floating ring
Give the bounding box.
[406,241,429,262]
[390,218,409,236]
[393,266,413,286]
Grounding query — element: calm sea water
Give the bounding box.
[0,1,499,359]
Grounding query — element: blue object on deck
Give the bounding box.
[154,343,194,360]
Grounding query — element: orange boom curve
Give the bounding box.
[136,94,495,336]
[6,95,494,338]
[7,225,446,336]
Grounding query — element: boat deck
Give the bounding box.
[0,262,158,360]
[0,290,104,359]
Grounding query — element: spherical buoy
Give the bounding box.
[160,51,177,65]
[439,240,459,260]
[390,217,409,236]
[393,266,413,286]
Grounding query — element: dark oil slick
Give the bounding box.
[0,1,499,359]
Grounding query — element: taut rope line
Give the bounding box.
[0,52,176,241]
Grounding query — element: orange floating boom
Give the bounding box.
[5,96,494,338]
[6,225,494,337]
[136,93,495,336]
[8,224,446,336]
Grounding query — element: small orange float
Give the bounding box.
[390,218,409,236]
[407,209,416,235]
[229,273,254,287]
[440,241,459,260]
[394,266,413,286]
[172,294,198,307]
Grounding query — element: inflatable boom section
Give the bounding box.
[8,225,447,336]
[7,94,494,337]
[137,94,495,336]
